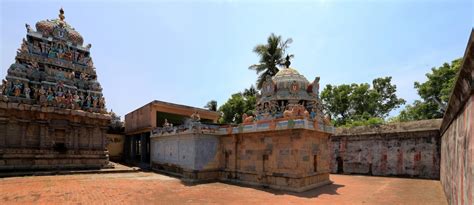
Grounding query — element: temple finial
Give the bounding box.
[59,7,65,21]
[284,54,291,68]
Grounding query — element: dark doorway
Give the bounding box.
[53,129,67,153]
[314,155,318,172]
[224,152,230,169]
[336,156,344,173]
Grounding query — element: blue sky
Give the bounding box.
[1,0,473,119]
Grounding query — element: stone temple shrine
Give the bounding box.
[0,9,111,170]
[149,57,334,192]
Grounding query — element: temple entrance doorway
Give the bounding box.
[336,156,344,173]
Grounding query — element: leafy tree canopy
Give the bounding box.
[321,76,405,126]
[396,58,462,121]
[218,85,256,124]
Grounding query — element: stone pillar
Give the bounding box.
[74,128,79,151]
[123,136,129,161]
[39,124,49,148]
[130,136,136,162]
[101,127,107,150]
[141,133,147,163]
[0,120,7,147]
[20,123,26,147]
[88,128,92,149]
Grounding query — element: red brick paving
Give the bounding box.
[0,172,447,205]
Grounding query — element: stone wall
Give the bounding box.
[150,133,221,180]
[439,30,473,205]
[330,119,442,179]
[149,123,333,192]
[0,102,110,170]
[220,129,332,192]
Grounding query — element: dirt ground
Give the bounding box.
[0,172,447,205]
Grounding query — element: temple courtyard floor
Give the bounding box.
[0,172,447,205]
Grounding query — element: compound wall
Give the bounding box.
[330,119,442,179]
[439,30,473,205]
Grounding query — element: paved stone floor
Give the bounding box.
[0,172,447,205]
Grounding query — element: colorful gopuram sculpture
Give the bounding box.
[253,55,326,124]
[0,8,106,113]
[0,9,111,171]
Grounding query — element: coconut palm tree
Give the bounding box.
[249,33,293,89]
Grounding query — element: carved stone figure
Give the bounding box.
[85,94,92,108]
[98,96,105,108]
[24,84,31,99]
[0,79,7,95]
[18,38,29,54]
[303,109,310,119]
[47,89,55,106]
[25,23,32,32]
[13,80,22,97]
[163,119,172,128]
[87,58,94,67]
[32,41,41,54]
[242,113,254,123]
[190,111,201,122]
[38,86,47,106]
[80,72,88,80]
[283,107,293,118]
[92,95,98,108]
[310,107,317,120]
[323,115,332,125]
[72,92,80,109]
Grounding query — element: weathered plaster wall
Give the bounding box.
[125,103,152,134]
[440,96,473,205]
[106,134,124,161]
[150,133,220,171]
[330,119,442,179]
[439,29,473,205]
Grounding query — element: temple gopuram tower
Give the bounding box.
[0,9,111,170]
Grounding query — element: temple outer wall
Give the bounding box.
[0,102,110,170]
[219,129,332,192]
[149,124,333,192]
[330,119,441,179]
[150,133,221,181]
[439,30,473,205]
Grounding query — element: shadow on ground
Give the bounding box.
[178,176,345,198]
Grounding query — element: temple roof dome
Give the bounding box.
[272,67,309,90]
[34,9,84,46]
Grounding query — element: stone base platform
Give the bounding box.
[0,162,139,178]
[0,102,111,171]
[0,148,108,171]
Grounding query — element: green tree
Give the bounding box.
[243,85,257,97]
[249,33,293,89]
[321,77,405,126]
[204,100,217,111]
[218,86,257,124]
[397,58,462,121]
